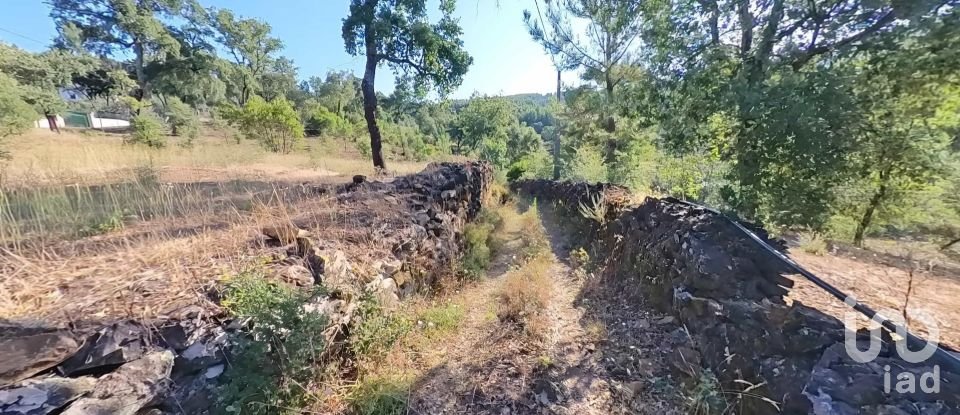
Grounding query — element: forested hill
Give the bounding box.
[453,93,554,108]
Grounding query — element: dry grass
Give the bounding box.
[797,231,828,255]
[497,201,553,339]
[0,128,442,250]
[0,167,425,322]
[497,254,554,339]
[0,129,430,188]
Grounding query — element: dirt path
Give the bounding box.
[407,204,685,414]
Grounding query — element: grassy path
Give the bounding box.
[347,201,685,415]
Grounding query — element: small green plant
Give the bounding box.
[798,231,828,255]
[570,247,590,269]
[79,209,125,236]
[127,113,166,148]
[684,370,727,415]
[462,221,494,278]
[417,302,465,337]
[350,296,412,359]
[164,96,200,141]
[218,272,328,415]
[350,375,411,415]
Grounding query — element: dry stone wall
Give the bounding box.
[0,162,492,415]
[513,179,960,415]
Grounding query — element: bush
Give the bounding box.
[461,208,504,279]
[356,138,372,158]
[164,96,199,141]
[0,73,37,143]
[127,113,166,148]
[304,105,345,136]
[518,200,548,259]
[219,273,328,414]
[462,222,494,278]
[225,96,305,153]
[798,232,828,255]
[567,144,607,183]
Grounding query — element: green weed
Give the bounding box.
[349,375,411,415]
[417,302,465,337]
[218,272,328,415]
[350,296,413,359]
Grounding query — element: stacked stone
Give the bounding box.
[0,162,494,415]
[514,181,960,414]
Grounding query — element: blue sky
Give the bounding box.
[0,0,580,99]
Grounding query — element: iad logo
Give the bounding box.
[842,295,941,394]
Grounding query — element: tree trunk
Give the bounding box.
[45,114,60,134]
[362,34,386,170]
[553,69,562,180]
[941,237,960,251]
[854,177,888,247]
[133,41,150,104]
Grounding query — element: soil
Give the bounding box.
[788,250,960,350]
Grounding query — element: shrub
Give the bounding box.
[462,221,494,279]
[356,138,372,158]
[225,96,305,153]
[461,208,503,279]
[219,273,328,414]
[417,302,465,338]
[798,232,828,255]
[684,369,727,415]
[304,105,345,136]
[518,200,548,259]
[0,73,37,144]
[164,96,199,141]
[127,113,166,148]
[567,144,607,183]
[350,375,410,415]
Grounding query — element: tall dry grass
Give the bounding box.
[0,129,437,248]
[0,129,428,188]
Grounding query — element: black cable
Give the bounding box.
[671,198,960,373]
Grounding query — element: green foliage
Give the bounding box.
[417,303,465,337]
[350,297,412,359]
[460,207,503,278]
[342,0,474,96]
[219,273,328,415]
[225,96,305,153]
[566,144,607,183]
[127,113,166,148]
[49,0,205,100]
[163,96,199,140]
[349,376,409,415]
[210,8,285,106]
[453,97,516,157]
[683,369,726,415]
[462,221,494,279]
[356,138,372,158]
[0,73,38,142]
[343,0,473,168]
[79,209,125,236]
[507,145,554,182]
[303,104,345,136]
